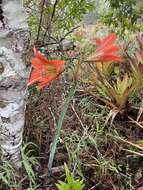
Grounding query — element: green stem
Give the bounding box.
[48,85,76,171]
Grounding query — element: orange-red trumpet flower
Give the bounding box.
[28,47,65,88]
[88,33,122,62]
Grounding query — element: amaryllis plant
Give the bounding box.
[28,47,75,171]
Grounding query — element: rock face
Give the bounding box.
[0,0,30,168]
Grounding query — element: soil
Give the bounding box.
[23,79,143,190]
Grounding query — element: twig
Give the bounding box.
[128,116,143,129]
[71,103,84,128]
[60,25,80,42]
[113,135,143,151]
[122,148,143,157]
[137,100,143,121]
[36,0,46,42]
[51,0,59,20]
[42,0,59,43]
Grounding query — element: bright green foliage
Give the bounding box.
[97,74,136,109]
[101,0,143,35]
[56,163,85,190]
[24,0,94,42]
[114,74,133,95]
[0,161,17,187]
[96,67,137,114]
[54,0,94,30]
[21,142,39,186]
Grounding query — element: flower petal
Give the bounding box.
[50,60,65,72]
[95,38,102,45]
[28,69,41,86]
[100,45,119,54]
[96,33,117,52]
[31,57,43,69]
[101,33,116,45]
[98,54,122,62]
[33,47,49,63]
[39,75,57,88]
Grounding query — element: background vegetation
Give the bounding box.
[1,0,143,190]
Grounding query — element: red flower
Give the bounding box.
[28,47,65,88]
[88,33,122,62]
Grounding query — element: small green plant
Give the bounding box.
[21,142,39,186]
[96,73,136,111]
[56,163,85,190]
[0,142,39,189]
[0,161,21,189]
